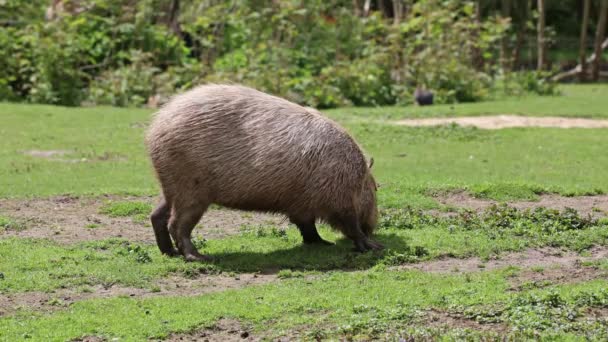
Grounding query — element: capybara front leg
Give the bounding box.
[291,217,333,246]
[169,204,211,262]
[333,214,383,252]
[150,199,178,256]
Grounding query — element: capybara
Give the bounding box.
[414,87,434,106]
[145,84,382,261]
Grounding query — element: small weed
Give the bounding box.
[115,244,152,263]
[99,201,152,218]
[531,266,545,273]
[78,286,93,293]
[277,270,305,279]
[255,226,288,240]
[85,223,99,229]
[381,246,429,266]
[0,215,25,231]
[46,297,64,307]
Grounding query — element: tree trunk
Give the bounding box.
[500,0,512,70]
[472,0,484,69]
[393,0,403,25]
[536,0,546,71]
[592,0,608,81]
[167,0,181,37]
[353,0,361,16]
[511,0,532,70]
[579,0,591,81]
[363,0,372,16]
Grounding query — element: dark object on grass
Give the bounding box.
[414,88,434,106]
[145,84,383,261]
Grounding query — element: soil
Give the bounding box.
[424,309,508,333]
[0,273,277,317]
[0,195,287,244]
[436,191,608,218]
[398,246,608,274]
[2,194,608,338]
[509,263,607,291]
[2,193,606,245]
[395,115,608,129]
[22,150,127,163]
[165,319,257,342]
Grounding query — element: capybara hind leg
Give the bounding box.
[331,214,383,252]
[151,198,178,256]
[290,217,333,246]
[169,204,210,262]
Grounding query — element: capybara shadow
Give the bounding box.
[202,232,411,273]
[145,84,383,261]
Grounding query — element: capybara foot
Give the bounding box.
[354,238,384,252]
[183,251,213,262]
[165,248,180,257]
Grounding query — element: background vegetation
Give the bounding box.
[2,0,606,109]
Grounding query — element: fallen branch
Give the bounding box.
[552,37,608,82]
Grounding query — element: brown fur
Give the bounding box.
[145,84,382,261]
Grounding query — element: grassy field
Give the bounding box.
[1,84,608,340]
[2,84,608,206]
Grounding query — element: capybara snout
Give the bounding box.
[145,84,382,260]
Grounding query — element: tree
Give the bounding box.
[536,0,546,71]
[578,0,590,81]
[511,0,531,70]
[500,0,512,70]
[592,0,608,81]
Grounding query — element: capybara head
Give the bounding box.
[360,158,378,237]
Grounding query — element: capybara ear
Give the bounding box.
[368,157,374,169]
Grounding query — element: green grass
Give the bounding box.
[99,201,152,218]
[2,84,608,206]
[0,267,606,341]
[331,84,608,121]
[2,85,608,340]
[2,205,606,294]
[0,215,25,231]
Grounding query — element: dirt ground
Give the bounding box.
[165,319,257,342]
[2,193,606,245]
[2,194,608,339]
[399,246,608,274]
[436,191,608,218]
[0,195,288,244]
[0,273,278,317]
[395,115,608,129]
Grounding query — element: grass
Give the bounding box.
[99,201,152,218]
[2,84,608,340]
[0,267,606,341]
[331,84,608,121]
[2,84,608,206]
[1,206,606,294]
[0,215,25,231]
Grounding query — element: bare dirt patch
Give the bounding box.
[23,149,73,158]
[510,263,607,291]
[395,115,608,129]
[165,319,257,342]
[399,246,608,274]
[436,191,608,218]
[0,273,277,317]
[22,150,127,163]
[424,309,508,333]
[0,195,287,244]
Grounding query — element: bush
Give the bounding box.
[0,0,557,108]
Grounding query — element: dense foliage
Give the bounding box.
[1,0,564,107]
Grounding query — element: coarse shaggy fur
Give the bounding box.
[145,84,381,260]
